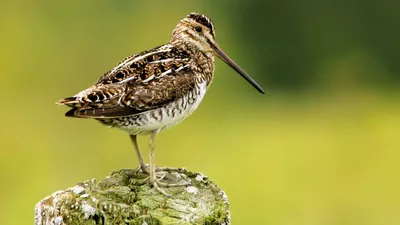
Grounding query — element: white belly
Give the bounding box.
[114,81,208,135]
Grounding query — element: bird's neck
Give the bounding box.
[169,40,215,86]
[192,50,215,86]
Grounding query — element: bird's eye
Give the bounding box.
[195,26,202,32]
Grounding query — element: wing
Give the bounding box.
[58,45,195,118]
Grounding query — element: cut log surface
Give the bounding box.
[35,168,230,225]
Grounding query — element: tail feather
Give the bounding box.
[65,108,78,117]
[56,97,81,107]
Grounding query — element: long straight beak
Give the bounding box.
[212,43,265,94]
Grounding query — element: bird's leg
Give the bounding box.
[148,130,191,196]
[130,134,180,176]
[148,129,172,197]
[130,135,150,174]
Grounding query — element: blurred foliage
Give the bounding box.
[0,0,399,225]
[218,0,400,90]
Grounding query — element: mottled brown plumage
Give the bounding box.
[58,12,264,197]
[59,45,200,118]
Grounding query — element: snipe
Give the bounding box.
[58,12,264,197]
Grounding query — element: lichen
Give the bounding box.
[81,202,96,219]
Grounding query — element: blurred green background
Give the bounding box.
[1,0,399,224]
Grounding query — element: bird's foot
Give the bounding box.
[135,164,191,197]
[135,164,150,174]
[135,164,185,174]
[156,166,187,172]
[149,176,192,198]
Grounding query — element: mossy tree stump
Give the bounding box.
[35,168,230,225]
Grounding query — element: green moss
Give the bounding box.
[35,168,230,225]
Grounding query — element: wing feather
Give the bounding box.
[96,45,191,85]
[65,106,144,118]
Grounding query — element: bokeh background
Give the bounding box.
[1,0,399,224]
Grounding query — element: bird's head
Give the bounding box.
[171,12,265,94]
[171,12,216,53]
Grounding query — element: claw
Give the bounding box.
[150,180,172,198]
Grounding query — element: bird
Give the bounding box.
[58,12,264,196]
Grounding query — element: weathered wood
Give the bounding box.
[35,168,230,225]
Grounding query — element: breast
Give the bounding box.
[109,81,208,135]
